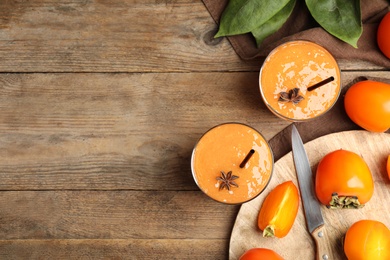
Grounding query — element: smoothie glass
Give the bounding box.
[259,40,341,121]
[191,123,274,204]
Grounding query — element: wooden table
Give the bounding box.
[0,1,388,259]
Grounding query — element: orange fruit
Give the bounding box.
[344,80,390,132]
[257,181,299,238]
[344,220,390,260]
[315,149,374,208]
[377,11,390,59]
[240,248,284,260]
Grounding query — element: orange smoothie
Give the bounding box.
[191,123,274,204]
[259,41,341,121]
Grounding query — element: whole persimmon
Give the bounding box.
[344,80,390,132]
[344,220,390,260]
[387,155,390,180]
[377,11,390,59]
[240,248,284,260]
[315,149,374,208]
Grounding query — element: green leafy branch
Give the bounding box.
[215,0,362,48]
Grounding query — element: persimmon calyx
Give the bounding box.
[328,193,364,209]
[263,225,275,237]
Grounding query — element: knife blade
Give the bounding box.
[291,125,335,260]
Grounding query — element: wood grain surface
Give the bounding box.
[229,131,390,259]
[0,0,385,73]
[0,0,389,259]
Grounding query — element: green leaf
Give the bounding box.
[305,0,362,48]
[215,0,291,38]
[251,0,296,47]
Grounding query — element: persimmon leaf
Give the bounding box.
[215,0,291,38]
[251,0,296,47]
[305,0,362,48]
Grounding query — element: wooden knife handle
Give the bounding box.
[311,225,336,260]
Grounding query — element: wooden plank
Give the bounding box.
[0,71,389,190]
[0,239,228,259]
[0,72,288,190]
[0,191,239,240]
[0,0,385,73]
[0,0,257,73]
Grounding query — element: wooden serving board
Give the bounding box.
[229,130,390,260]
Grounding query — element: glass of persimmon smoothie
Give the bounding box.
[191,123,274,204]
[259,40,341,121]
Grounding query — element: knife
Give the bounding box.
[291,125,335,260]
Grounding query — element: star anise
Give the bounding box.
[278,88,304,104]
[216,171,239,191]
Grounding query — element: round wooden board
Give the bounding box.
[229,130,390,260]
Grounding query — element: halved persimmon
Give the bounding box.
[257,181,299,238]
